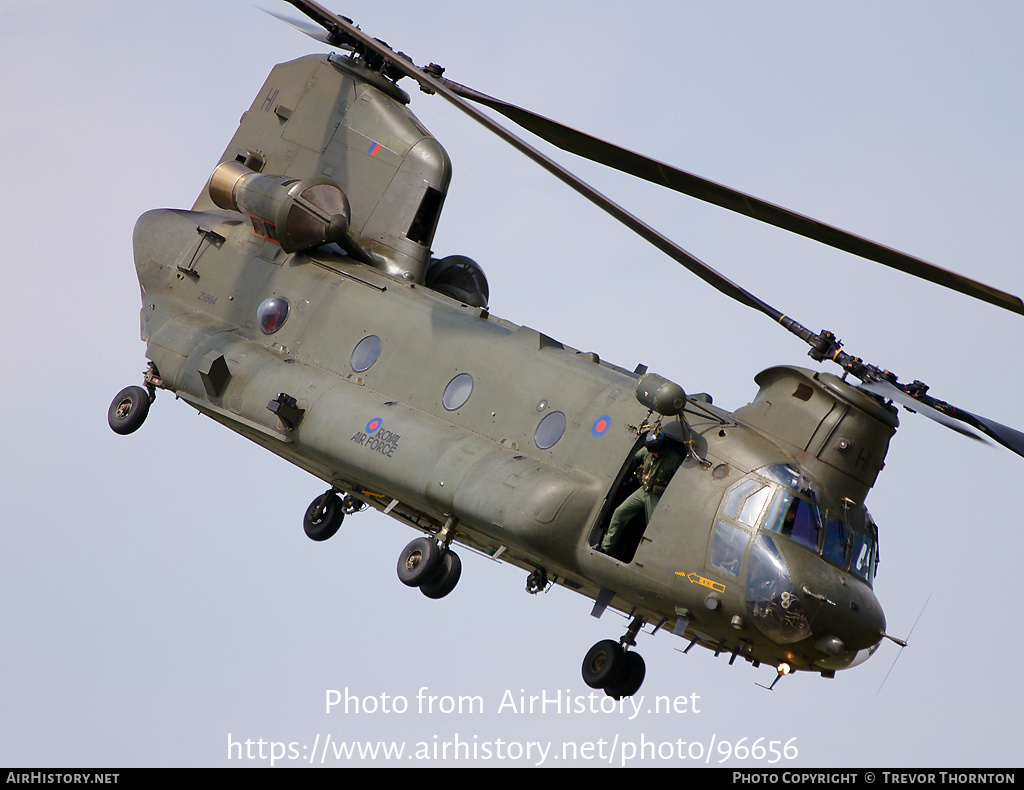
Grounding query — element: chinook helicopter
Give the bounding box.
[107,0,1024,699]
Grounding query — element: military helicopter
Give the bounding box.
[107,0,1024,699]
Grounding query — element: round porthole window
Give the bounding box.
[442,373,474,411]
[534,410,567,450]
[350,334,382,372]
[257,296,290,334]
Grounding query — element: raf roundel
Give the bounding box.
[591,416,611,438]
[365,417,383,434]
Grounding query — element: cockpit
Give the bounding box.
[756,463,878,584]
[712,463,882,652]
[716,463,878,585]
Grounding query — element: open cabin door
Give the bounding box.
[587,434,649,563]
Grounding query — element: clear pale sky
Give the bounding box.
[3,0,1022,767]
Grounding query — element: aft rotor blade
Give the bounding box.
[282,0,354,46]
[282,0,787,323]
[444,81,1024,317]
[261,7,332,44]
[860,379,1024,458]
[279,2,1024,462]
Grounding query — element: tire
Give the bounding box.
[303,493,344,541]
[397,538,441,587]
[604,651,646,699]
[581,639,627,690]
[420,550,462,599]
[108,386,150,435]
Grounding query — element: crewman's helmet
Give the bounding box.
[645,431,667,452]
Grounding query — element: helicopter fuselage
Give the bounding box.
[133,210,890,677]
[125,50,897,686]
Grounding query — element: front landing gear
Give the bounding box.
[582,616,647,699]
[396,535,462,599]
[421,551,462,599]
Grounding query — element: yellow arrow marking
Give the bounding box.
[675,571,726,593]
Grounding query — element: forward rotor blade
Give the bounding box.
[444,81,1024,317]
[954,409,1024,457]
[860,379,1024,458]
[859,380,985,441]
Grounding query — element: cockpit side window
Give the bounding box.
[710,478,777,579]
[850,517,878,584]
[738,485,772,528]
[710,521,747,578]
[822,518,849,567]
[723,480,759,520]
[723,479,773,528]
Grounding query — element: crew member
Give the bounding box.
[599,431,683,555]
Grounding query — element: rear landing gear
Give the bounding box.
[303,490,365,541]
[109,364,161,436]
[582,616,647,698]
[107,385,153,435]
[303,491,344,541]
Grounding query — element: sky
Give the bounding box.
[3,0,1023,768]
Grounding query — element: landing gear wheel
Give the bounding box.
[397,537,442,587]
[108,386,151,435]
[604,651,646,699]
[581,639,627,690]
[303,493,344,541]
[420,550,462,599]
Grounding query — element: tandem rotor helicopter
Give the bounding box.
[108,0,1024,698]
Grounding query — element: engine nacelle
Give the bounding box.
[424,255,489,308]
[209,161,351,253]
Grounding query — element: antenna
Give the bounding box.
[876,593,932,694]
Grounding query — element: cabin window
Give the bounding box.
[257,296,289,334]
[351,335,382,372]
[442,373,474,411]
[534,410,566,450]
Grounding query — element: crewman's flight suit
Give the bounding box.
[599,445,682,554]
